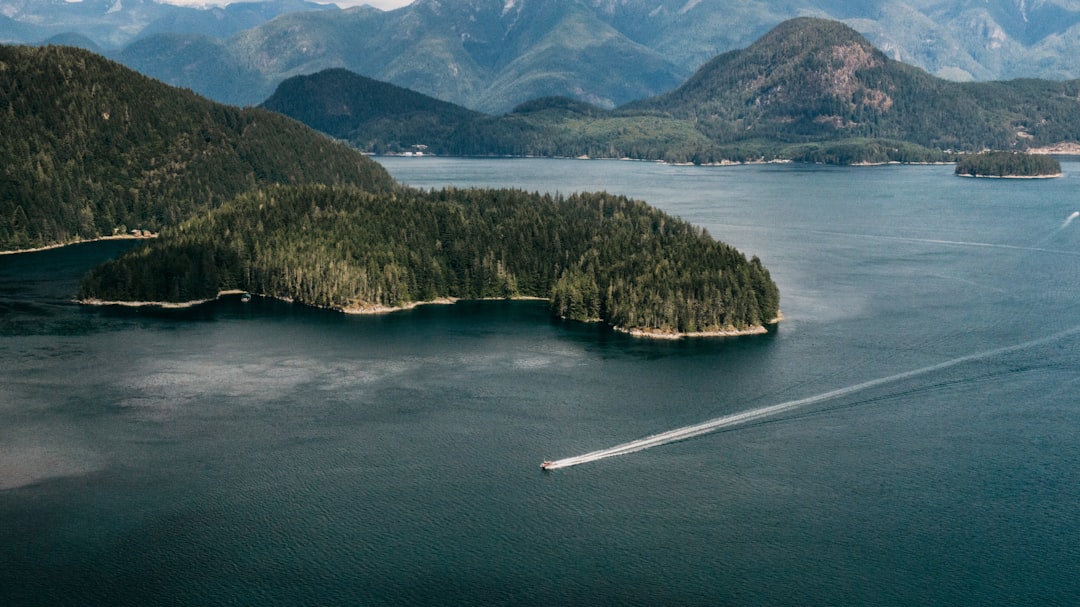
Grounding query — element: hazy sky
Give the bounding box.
[157,1,416,10]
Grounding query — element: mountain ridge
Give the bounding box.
[260,18,1080,162]
[8,1,1080,113]
[0,0,332,49]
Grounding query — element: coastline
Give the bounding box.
[78,289,246,309]
[1026,143,1080,155]
[616,324,768,339]
[0,233,157,256]
[79,291,780,338]
[78,292,549,315]
[615,311,783,340]
[852,160,954,167]
[955,172,1062,179]
[340,295,547,315]
[340,297,459,315]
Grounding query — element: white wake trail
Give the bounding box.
[1033,211,1080,248]
[820,231,1080,258]
[709,223,1080,257]
[543,325,1080,470]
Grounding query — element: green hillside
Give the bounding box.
[633,18,1080,151]
[261,68,486,154]
[0,44,395,252]
[80,185,781,336]
[262,73,714,160]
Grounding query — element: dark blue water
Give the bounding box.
[2,160,1078,606]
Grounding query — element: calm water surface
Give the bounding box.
[2,159,1078,606]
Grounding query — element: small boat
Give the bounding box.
[240,292,251,303]
[541,460,555,470]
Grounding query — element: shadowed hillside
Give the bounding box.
[0,44,395,251]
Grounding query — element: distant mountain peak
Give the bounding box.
[748,17,875,56]
[613,17,932,144]
[739,18,888,109]
[651,18,882,109]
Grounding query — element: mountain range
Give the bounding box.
[261,18,1080,163]
[0,0,331,49]
[4,1,1080,112]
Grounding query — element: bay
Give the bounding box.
[1,159,1077,606]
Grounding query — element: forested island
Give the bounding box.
[954,151,1062,178]
[79,185,781,337]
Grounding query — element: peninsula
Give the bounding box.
[79,185,781,337]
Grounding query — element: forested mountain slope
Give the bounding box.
[587,0,1080,83]
[260,19,1080,163]
[0,44,395,251]
[631,18,1080,151]
[261,68,487,154]
[79,185,781,336]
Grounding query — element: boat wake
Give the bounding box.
[542,325,1080,470]
[712,217,1080,258]
[1029,211,1080,248]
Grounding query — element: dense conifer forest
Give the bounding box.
[80,185,781,335]
[954,152,1062,177]
[0,45,395,251]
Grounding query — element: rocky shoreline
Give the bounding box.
[0,233,156,256]
[79,292,781,339]
[615,312,783,340]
